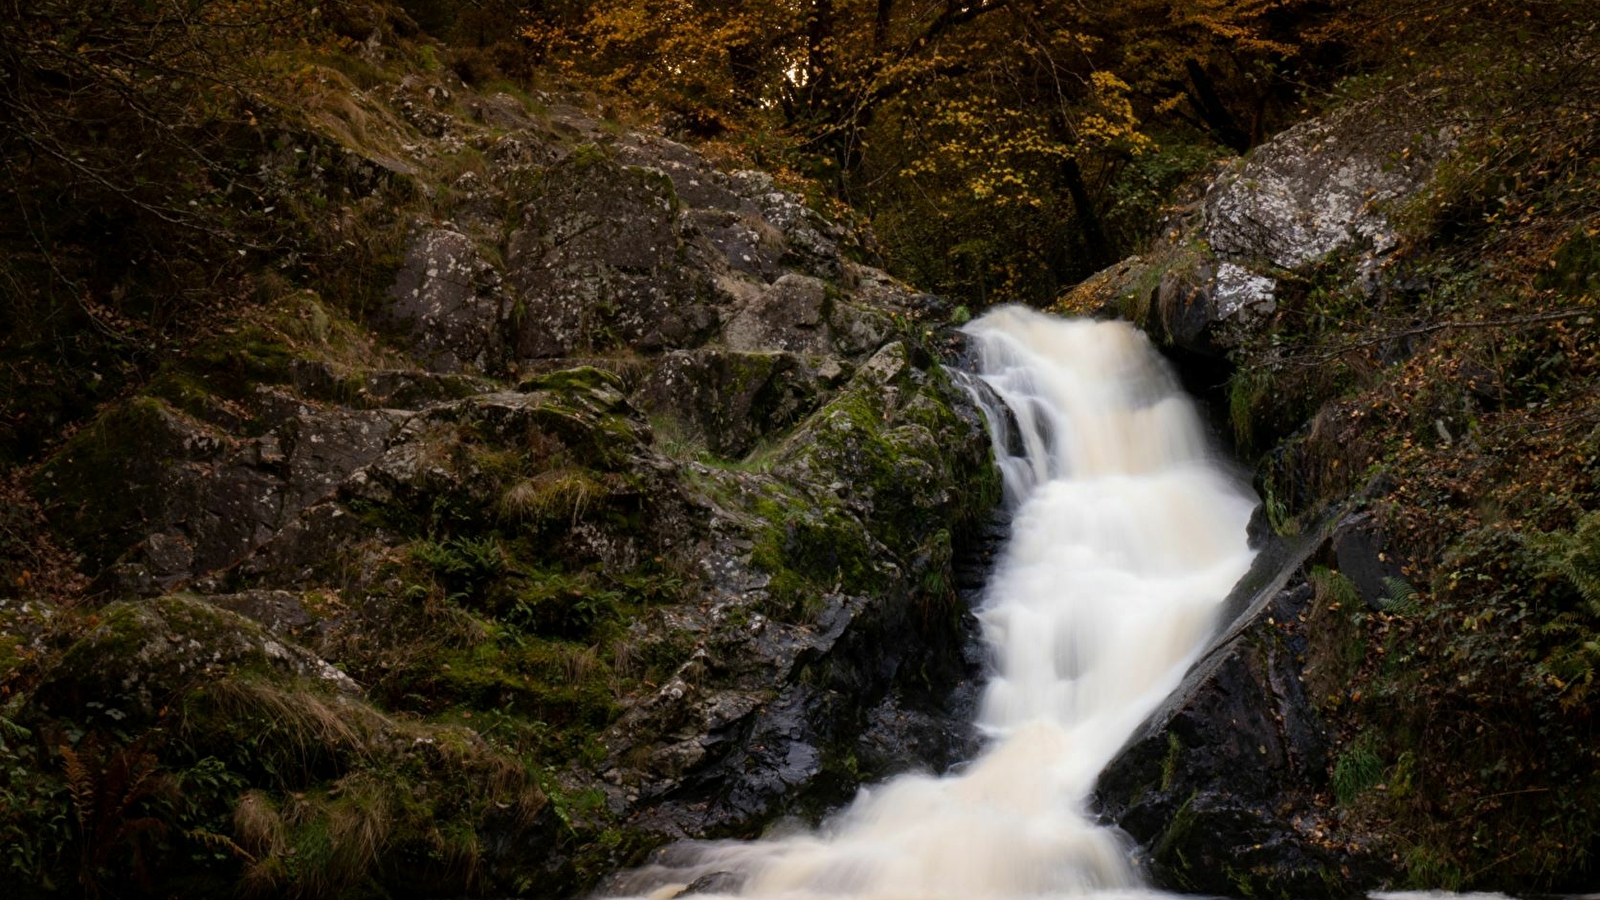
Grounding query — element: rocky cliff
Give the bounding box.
[1082,92,1599,895]
[0,31,997,897]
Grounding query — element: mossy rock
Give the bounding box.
[32,398,211,571]
[637,349,827,459]
[774,341,994,561]
[31,594,357,727]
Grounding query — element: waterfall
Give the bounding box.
[611,306,1259,900]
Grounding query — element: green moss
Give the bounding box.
[518,365,628,396]
[54,592,246,688]
[565,143,613,169]
[749,490,881,621]
[627,164,681,209]
[1161,731,1183,792]
[1153,790,1201,891]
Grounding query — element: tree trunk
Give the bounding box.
[1184,58,1250,153]
[1061,156,1113,271]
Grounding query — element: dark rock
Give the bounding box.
[280,409,409,512]
[615,134,754,217]
[360,369,496,407]
[208,589,316,637]
[855,695,979,777]
[232,500,373,587]
[508,150,718,358]
[1097,523,1394,898]
[689,208,786,281]
[637,349,826,458]
[1152,258,1278,359]
[386,225,508,372]
[469,91,535,130]
[36,395,407,596]
[1330,512,1411,610]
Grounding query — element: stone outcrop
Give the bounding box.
[19,63,994,898]
[1064,103,1453,357]
[1096,523,1391,898]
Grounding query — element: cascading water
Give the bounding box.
[611,305,1259,900]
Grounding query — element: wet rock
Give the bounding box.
[682,871,744,895]
[856,695,979,777]
[1097,525,1393,898]
[596,335,993,838]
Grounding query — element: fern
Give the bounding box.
[60,744,95,837]
[59,738,175,895]
[1380,576,1421,616]
[0,715,29,753]
[1525,511,1600,616]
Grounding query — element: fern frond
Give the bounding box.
[59,744,95,835]
[1380,576,1421,616]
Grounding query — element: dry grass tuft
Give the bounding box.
[183,679,383,783]
[234,790,287,894]
[498,468,602,524]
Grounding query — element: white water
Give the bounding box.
[611,306,1259,900]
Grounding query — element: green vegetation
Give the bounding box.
[1331,734,1383,806]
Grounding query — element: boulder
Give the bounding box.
[637,349,830,458]
[1202,107,1451,276]
[1096,524,1394,898]
[507,150,719,358]
[1068,103,1453,359]
[35,397,406,595]
[386,225,508,372]
[722,273,834,356]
